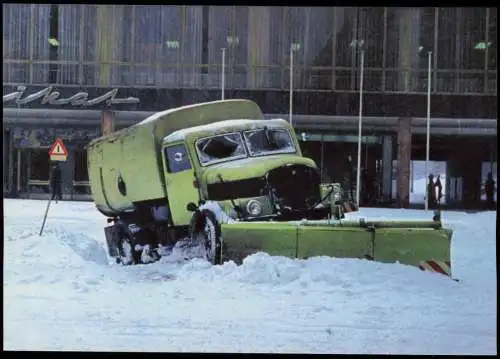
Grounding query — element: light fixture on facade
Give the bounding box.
[166,40,180,49]
[350,39,364,48]
[474,41,492,50]
[226,36,239,46]
[48,37,60,47]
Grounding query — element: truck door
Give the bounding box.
[163,143,199,226]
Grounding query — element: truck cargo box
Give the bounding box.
[87,100,264,216]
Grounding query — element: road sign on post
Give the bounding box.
[49,138,68,161]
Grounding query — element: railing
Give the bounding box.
[3,59,496,95]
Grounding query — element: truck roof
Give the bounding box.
[135,99,257,126]
[162,118,290,144]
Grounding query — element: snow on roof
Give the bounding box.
[163,118,290,143]
[135,100,255,126]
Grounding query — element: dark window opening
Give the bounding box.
[74,149,91,194]
[29,150,50,181]
[28,149,51,194]
[165,144,192,173]
[196,133,246,165]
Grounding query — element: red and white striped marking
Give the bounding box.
[418,260,452,277]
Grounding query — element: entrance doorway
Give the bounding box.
[481,162,497,202]
[27,149,51,194]
[73,149,91,195]
[410,160,447,205]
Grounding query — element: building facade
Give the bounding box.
[3,5,497,207]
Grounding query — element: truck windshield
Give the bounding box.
[196,132,247,165]
[243,128,296,156]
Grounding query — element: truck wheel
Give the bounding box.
[117,236,138,265]
[189,209,222,265]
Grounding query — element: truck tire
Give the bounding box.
[116,236,138,265]
[189,209,222,265]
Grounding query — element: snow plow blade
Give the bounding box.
[221,219,453,278]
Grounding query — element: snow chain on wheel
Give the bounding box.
[188,209,222,265]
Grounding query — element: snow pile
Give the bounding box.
[3,199,497,354]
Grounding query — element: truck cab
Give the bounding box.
[161,118,343,228]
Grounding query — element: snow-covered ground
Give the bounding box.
[3,199,497,354]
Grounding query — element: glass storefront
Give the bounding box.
[3,126,99,199]
[3,5,496,94]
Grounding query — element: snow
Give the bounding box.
[3,198,497,354]
[198,200,237,224]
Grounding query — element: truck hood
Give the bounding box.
[202,155,317,184]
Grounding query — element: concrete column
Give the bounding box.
[101,110,116,136]
[396,118,412,208]
[397,8,421,92]
[381,135,393,201]
[247,7,271,88]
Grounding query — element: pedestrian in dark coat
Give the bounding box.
[435,175,443,206]
[50,162,63,203]
[427,174,436,209]
[485,172,496,209]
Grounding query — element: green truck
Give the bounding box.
[88,100,347,265]
[87,99,454,279]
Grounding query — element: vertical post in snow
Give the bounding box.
[355,50,365,208]
[425,51,432,212]
[289,44,294,126]
[221,48,226,100]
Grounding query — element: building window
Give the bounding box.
[385,8,438,92]
[437,8,487,71]
[282,7,335,90]
[3,4,30,60]
[3,4,31,83]
[206,6,234,88]
[74,150,91,195]
[29,149,50,181]
[335,7,360,69]
[181,6,203,87]
[134,5,182,87]
[358,7,384,68]
[437,7,487,93]
[487,7,496,71]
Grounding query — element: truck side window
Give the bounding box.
[165,144,192,173]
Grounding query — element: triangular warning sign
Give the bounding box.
[49,138,68,161]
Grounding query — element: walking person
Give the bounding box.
[485,172,496,210]
[427,174,436,209]
[50,162,63,203]
[435,175,443,207]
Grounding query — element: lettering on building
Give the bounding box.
[2,86,140,107]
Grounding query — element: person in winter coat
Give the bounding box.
[427,174,436,209]
[485,172,496,209]
[50,162,63,203]
[435,175,443,206]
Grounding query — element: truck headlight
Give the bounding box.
[246,200,263,216]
